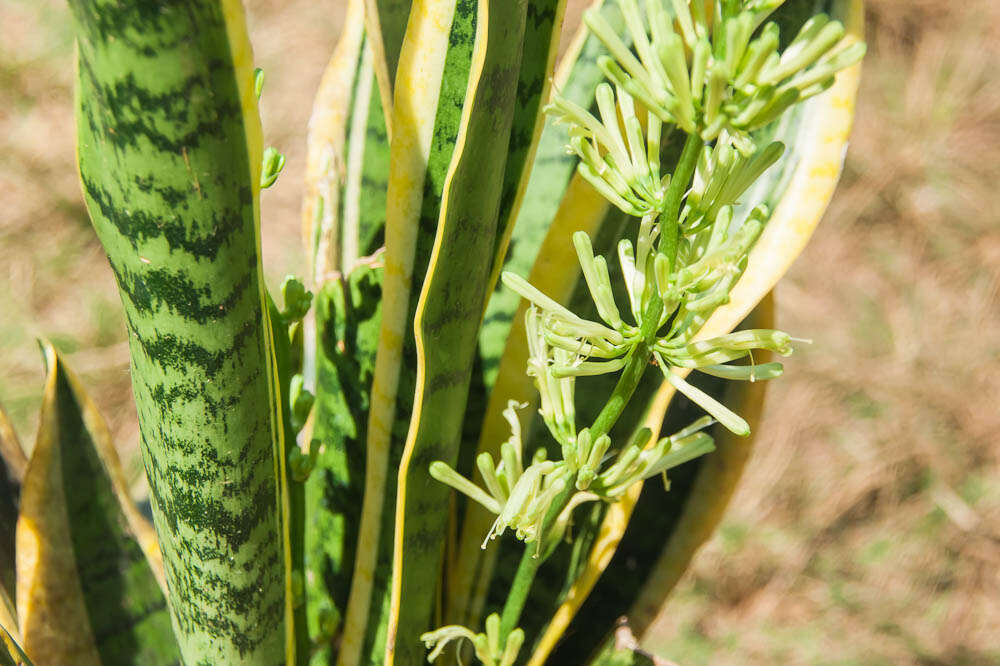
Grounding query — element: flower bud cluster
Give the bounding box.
[546,83,667,217]
[588,418,715,499]
[583,0,865,151]
[428,302,741,556]
[420,613,524,666]
[430,399,568,554]
[501,132,794,437]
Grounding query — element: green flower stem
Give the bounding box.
[499,302,660,642]
[498,132,705,644]
[590,337,656,438]
[657,132,704,272]
[498,479,577,641]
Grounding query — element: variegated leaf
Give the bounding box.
[68,1,291,661]
[335,1,483,663]
[449,0,624,629]
[16,343,175,665]
[386,2,532,662]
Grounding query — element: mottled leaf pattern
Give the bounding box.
[16,344,176,666]
[68,0,288,662]
[47,0,863,664]
[450,0,627,629]
[386,1,531,662]
[306,265,383,666]
[335,2,480,663]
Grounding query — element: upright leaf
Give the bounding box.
[386,1,530,662]
[476,0,622,389]
[450,0,633,627]
[267,295,312,666]
[484,0,569,284]
[305,265,383,666]
[302,0,388,281]
[16,343,176,665]
[0,404,27,485]
[0,625,31,666]
[68,1,289,662]
[335,1,481,663]
[0,407,20,647]
[364,0,414,123]
[300,2,391,661]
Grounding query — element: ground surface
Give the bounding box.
[1,1,997,663]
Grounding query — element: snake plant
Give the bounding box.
[0,0,863,664]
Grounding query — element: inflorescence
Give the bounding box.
[424,1,864,659]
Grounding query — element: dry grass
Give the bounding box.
[1,1,997,663]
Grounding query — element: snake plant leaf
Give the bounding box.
[364,0,414,124]
[449,0,629,628]
[450,0,565,549]
[68,0,290,662]
[0,405,27,485]
[302,0,389,282]
[305,265,383,666]
[300,6,391,664]
[0,625,31,666]
[0,566,13,653]
[0,486,16,646]
[386,2,533,663]
[15,343,176,666]
[302,0,367,281]
[485,0,568,286]
[0,405,24,626]
[442,2,567,627]
[336,2,482,663]
[0,406,20,633]
[476,0,624,390]
[267,294,311,666]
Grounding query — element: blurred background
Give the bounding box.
[1,0,997,663]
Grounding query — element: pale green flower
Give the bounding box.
[421,613,524,666]
[584,0,866,149]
